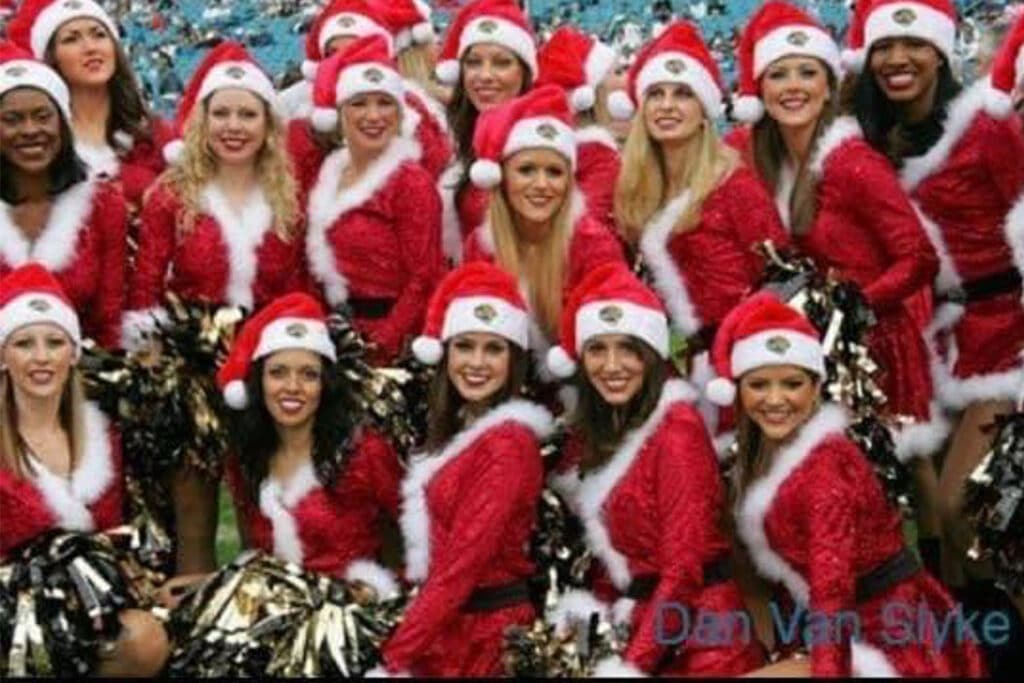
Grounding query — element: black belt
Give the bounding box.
[940,268,1022,305]
[462,580,532,612]
[348,297,395,320]
[855,547,921,604]
[624,556,733,600]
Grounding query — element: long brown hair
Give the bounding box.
[0,368,87,479]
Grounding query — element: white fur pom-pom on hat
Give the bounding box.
[606,89,636,120]
[223,379,249,410]
[546,345,578,380]
[162,138,185,165]
[570,84,596,113]
[731,94,764,124]
[435,58,460,85]
[302,58,319,82]
[411,335,443,365]
[469,159,502,190]
[311,107,339,133]
[411,21,435,44]
[705,377,737,407]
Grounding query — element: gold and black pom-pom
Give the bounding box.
[503,609,629,677]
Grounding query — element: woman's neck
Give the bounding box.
[899,78,940,124]
[70,85,111,146]
[779,120,818,167]
[15,394,64,437]
[661,136,697,198]
[347,143,382,177]
[12,170,51,202]
[274,422,314,462]
[214,163,258,201]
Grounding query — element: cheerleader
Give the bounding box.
[435,0,537,261]
[713,292,986,677]
[610,21,787,437]
[0,264,167,676]
[305,36,444,365]
[124,42,303,576]
[844,0,1024,612]
[7,0,170,213]
[376,263,552,676]
[212,292,402,590]
[730,1,945,569]
[545,263,765,676]
[536,26,622,232]
[462,86,625,372]
[0,42,125,349]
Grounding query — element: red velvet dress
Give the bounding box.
[0,403,123,559]
[0,178,126,348]
[735,404,987,677]
[438,162,490,263]
[380,400,552,676]
[74,118,172,213]
[550,379,765,675]
[574,125,621,234]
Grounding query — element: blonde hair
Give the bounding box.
[162,96,299,240]
[397,43,447,103]
[1,368,87,479]
[614,109,738,245]
[488,189,574,338]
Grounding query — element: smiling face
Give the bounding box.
[261,349,323,430]
[446,331,511,406]
[340,91,401,157]
[0,88,63,174]
[581,333,646,407]
[461,43,526,112]
[502,147,571,237]
[642,81,705,146]
[869,36,942,106]
[738,364,819,443]
[2,323,75,404]
[761,56,831,131]
[51,17,117,88]
[204,87,268,167]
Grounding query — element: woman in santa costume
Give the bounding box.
[544,263,765,677]
[713,291,986,677]
[124,42,303,577]
[462,86,625,383]
[730,1,946,572]
[0,264,168,676]
[535,26,622,234]
[610,21,788,440]
[305,36,444,366]
[844,0,1024,619]
[435,0,537,262]
[373,262,551,676]
[7,0,171,217]
[0,42,125,349]
[283,0,451,189]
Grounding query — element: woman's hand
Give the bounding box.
[154,572,210,610]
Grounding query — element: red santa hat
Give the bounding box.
[310,34,406,133]
[470,84,576,189]
[536,26,617,114]
[434,0,537,86]
[733,1,841,123]
[842,0,957,73]
[302,0,394,82]
[216,293,337,410]
[546,262,669,379]
[607,20,725,122]
[0,40,71,122]
[0,264,81,353]
[163,42,278,164]
[373,0,436,52]
[7,0,119,60]
[705,292,825,406]
[411,262,530,365]
[985,10,1024,118]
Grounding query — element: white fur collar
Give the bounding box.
[900,79,988,192]
[200,183,274,309]
[476,190,587,257]
[638,190,702,336]
[735,403,849,605]
[574,379,699,590]
[75,141,121,178]
[1005,192,1024,293]
[399,399,554,582]
[910,200,962,293]
[809,116,862,177]
[403,78,449,133]
[0,178,97,270]
[306,137,422,305]
[575,125,619,151]
[258,460,320,566]
[438,162,465,264]
[774,162,796,233]
[28,402,114,532]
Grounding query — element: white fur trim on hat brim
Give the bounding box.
[546,345,577,379]
[411,336,443,364]
[731,329,825,380]
[335,63,405,110]
[440,295,530,349]
[0,292,81,350]
[252,317,337,363]
[0,59,72,122]
[318,12,394,57]
[469,159,503,189]
[636,51,723,120]
[731,94,765,123]
[457,15,538,78]
[197,61,278,110]
[753,24,841,80]
[864,1,956,61]
[574,299,669,358]
[606,89,635,120]
[30,0,119,59]
[503,115,577,169]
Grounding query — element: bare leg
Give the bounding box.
[742,656,810,677]
[94,609,169,677]
[911,457,943,539]
[170,465,219,574]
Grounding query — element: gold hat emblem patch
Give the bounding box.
[4,65,27,78]
[478,19,499,34]
[286,323,308,338]
[363,67,385,83]
[27,298,52,313]
[766,335,791,355]
[893,8,917,25]
[225,66,247,80]
[665,58,687,75]
[598,305,624,324]
[64,0,83,8]
[536,123,558,140]
[786,30,810,47]
[338,16,356,28]
[474,303,497,323]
